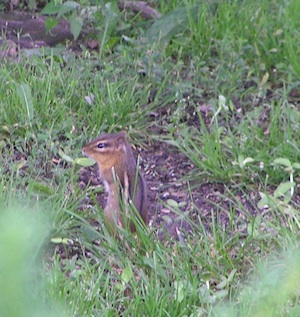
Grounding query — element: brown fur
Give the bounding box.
[82,131,148,232]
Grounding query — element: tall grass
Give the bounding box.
[0,0,300,315]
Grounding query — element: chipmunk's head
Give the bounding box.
[82,131,127,170]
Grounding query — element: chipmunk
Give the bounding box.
[82,131,148,233]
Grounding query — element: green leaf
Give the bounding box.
[257,192,270,209]
[45,17,59,33]
[121,267,133,284]
[30,182,54,195]
[292,162,300,169]
[103,2,119,34]
[227,269,237,282]
[74,157,96,167]
[0,140,6,148]
[51,237,73,245]
[260,72,269,85]
[216,276,229,289]
[145,7,187,43]
[69,16,83,40]
[274,182,295,198]
[62,238,74,245]
[238,155,244,168]
[51,238,63,244]
[105,36,120,50]
[167,199,178,208]
[17,160,27,171]
[80,223,100,241]
[218,95,226,108]
[214,289,228,299]
[273,158,292,168]
[174,281,184,303]
[1,125,10,134]
[144,6,198,43]
[237,155,254,169]
[58,148,74,163]
[57,1,80,18]
[15,83,34,122]
[115,282,124,291]
[98,2,119,47]
[243,157,255,166]
[41,1,61,15]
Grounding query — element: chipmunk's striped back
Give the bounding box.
[82,131,148,232]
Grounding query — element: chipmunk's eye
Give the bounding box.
[97,143,106,149]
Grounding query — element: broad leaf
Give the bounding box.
[74,157,96,167]
[45,17,59,33]
[69,16,83,40]
[145,6,198,43]
[121,267,133,284]
[57,1,80,18]
[274,182,295,198]
[41,1,61,15]
[273,158,292,168]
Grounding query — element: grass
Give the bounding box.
[1,0,300,315]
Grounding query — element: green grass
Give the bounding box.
[1,0,300,315]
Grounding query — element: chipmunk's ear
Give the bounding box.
[119,130,126,137]
[116,131,126,149]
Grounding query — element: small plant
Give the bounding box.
[272,158,300,198]
[41,1,84,40]
[257,158,300,229]
[41,0,121,51]
[258,158,300,209]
